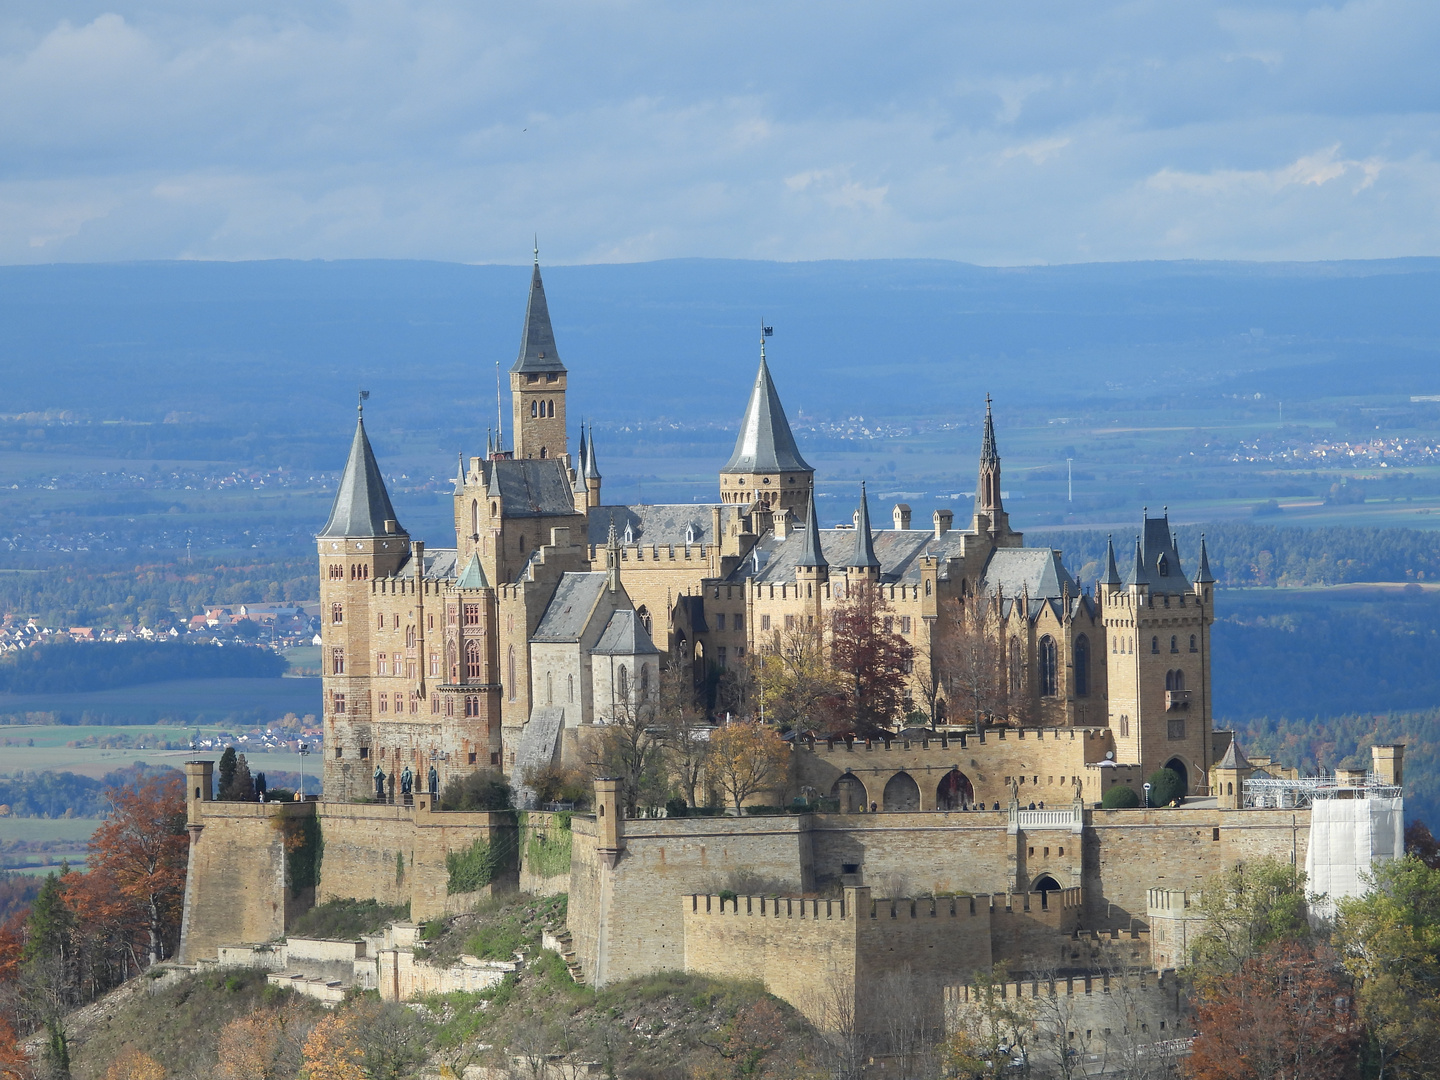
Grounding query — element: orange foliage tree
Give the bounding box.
[84,774,188,966]
[1188,942,1359,1080]
[102,1047,164,1080]
[708,720,788,814]
[0,1018,28,1080]
[301,1014,366,1080]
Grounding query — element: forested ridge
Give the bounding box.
[0,641,284,694]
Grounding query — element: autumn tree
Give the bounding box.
[1336,855,1440,1080]
[828,582,914,737]
[708,720,788,814]
[0,1018,28,1080]
[102,1048,164,1080]
[216,999,314,1080]
[85,774,188,966]
[591,686,667,815]
[1188,857,1310,986]
[656,666,712,809]
[752,624,842,736]
[937,594,1005,730]
[301,1014,366,1080]
[1189,943,1358,1080]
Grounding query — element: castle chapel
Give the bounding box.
[318,256,1217,804]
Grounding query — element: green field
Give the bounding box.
[0,676,320,726]
[0,815,100,874]
[0,728,314,779]
[0,817,102,842]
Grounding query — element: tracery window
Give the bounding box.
[466,640,482,679]
[331,648,345,675]
[1074,635,1090,698]
[1039,636,1058,697]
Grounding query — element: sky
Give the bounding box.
[3,1,1439,266]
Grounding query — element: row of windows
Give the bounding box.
[1037,634,1092,698]
[529,399,557,418]
[331,692,480,719]
[326,564,370,581]
[1151,634,1198,654]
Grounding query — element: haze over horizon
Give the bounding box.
[4,1,1440,267]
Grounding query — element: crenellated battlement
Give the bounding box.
[944,968,1179,1004]
[684,886,1080,922]
[794,727,1112,754]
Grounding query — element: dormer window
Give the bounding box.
[623,524,634,544]
[1157,554,1169,576]
[685,524,697,544]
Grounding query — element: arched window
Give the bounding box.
[618,664,629,700]
[466,640,481,679]
[548,400,555,418]
[623,523,634,544]
[1157,554,1169,576]
[1170,635,1179,654]
[331,603,343,624]
[506,646,516,701]
[1165,670,1175,692]
[539,447,547,458]
[1190,634,1198,653]
[1074,635,1090,698]
[1009,637,1023,693]
[530,400,538,417]
[568,674,574,702]
[637,605,651,633]
[406,625,416,648]
[1174,669,1185,692]
[470,500,478,536]
[1151,636,1160,654]
[1039,636,1058,697]
[546,671,553,705]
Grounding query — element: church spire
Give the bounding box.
[584,423,601,480]
[512,258,564,375]
[720,334,813,514]
[976,395,1003,514]
[318,408,403,539]
[574,424,589,492]
[1101,534,1121,586]
[1196,533,1215,584]
[849,482,880,571]
[981,393,999,464]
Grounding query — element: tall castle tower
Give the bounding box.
[510,249,568,460]
[719,336,814,516]
[1099,515,1215,796]
[973,395,1014,541]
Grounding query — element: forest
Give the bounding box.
[0,641,284,694]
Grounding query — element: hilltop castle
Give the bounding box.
[317,254,1216,807]
[179,258,1406,1064]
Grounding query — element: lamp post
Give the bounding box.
[1143,782,1152,809]
[297,741,310,801]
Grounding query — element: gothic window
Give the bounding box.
[540,447,547,458]
[331,648,345,674]
[464,604,481,626]
[637,605,651,633]
[1170,635,1179,653]
[470,501,478,536]
[406,625,416,647]
[1190,634,1198,653]
[530,400,538,417]
[624,523,634,544]
[1174,670,1185,692]
[331,603,343,624]
[466,641,481,679]
[507,646,517,701]
[618,664,629,700]
[1120,715,1130,737]
[1151,636,1160,654]
[548,400,555,417]
[1165,670,1174,692]
[568,674,574,702]
[465,696,479,717]
[641,664,650,699]
[686,524,697,544]
[1074,635,1090,697]
[1009,637,1023,693]
[1039,635,1058,697]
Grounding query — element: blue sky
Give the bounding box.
[3,0,1438,265]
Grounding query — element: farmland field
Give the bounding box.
[0,676,320,727]
[0,815,101,874]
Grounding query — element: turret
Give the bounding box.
[719,334,813,515]
[847,482,881,581]
[584,424,602,508]
[794,484,829,587]
[510,246,568,461]
[973,395,1013,540]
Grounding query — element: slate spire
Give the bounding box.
[318,407,402,538]
[1196,533,1216,584]
[849,482,881,570]
[721,342,814,475]
[1101,534,1121,586]
[1123,535,1145,588]
[796,485,828,570]
[584,423,602,480]
[511,257,565,375]
[574,424,589,493]
[981,393,999,464]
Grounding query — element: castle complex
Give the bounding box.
[180,258,1408,1065]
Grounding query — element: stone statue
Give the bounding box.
[400,765,413,795]
[428,765,438,795]
[387,770,396,802]
[374,766,385,800]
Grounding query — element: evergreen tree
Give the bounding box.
[232,754,255,802]
[217,747,238,800]
[21,872,72,965]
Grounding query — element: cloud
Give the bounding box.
[1,1,1439,264]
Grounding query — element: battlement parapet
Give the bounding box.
[1146,888,1199,915]
[685,886,1080,921]
[589,542,708,564]
[796,727,1110,755]
[943,969,1178,1004]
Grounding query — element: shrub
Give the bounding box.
[440,769,512,811]
[289,898,409,940]
[665,797,689,818]
[1102,785,1141,809]
[523,764,591,807]
[1147,768,1184,807]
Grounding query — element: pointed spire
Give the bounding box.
[318,411,402,538]
[584,423,601,480]
[1123,535,1145,588]
[796,485,828,570]
[511,256,565,374]
[605,520,621,592]
[849,483,880,569]
[1218,738,1249,770]
[454,451,466,492]
[574,424,589,492]
[720,351,813,475]
[1196,533,1215,584]
[456,552,490,590]
[1101,534,1121,586]
[981,393,999,464]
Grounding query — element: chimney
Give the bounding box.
[1372,744,1404,787]
[893,504,911,530]
[773,506,791,541]
[933,509,954,539]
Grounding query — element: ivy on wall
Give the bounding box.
[278,813,323,898]
[445,829,517,894]
[520,810,573,880]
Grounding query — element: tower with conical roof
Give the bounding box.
[318,398,410,577]
[719,333,814,516]
[510,244,568,461]
[846,482,881,581]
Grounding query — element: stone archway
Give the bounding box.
[882,771,921,812]
[830,774,868,814]
[1033,874,1061,893]
[1164,757,1190,796]
[936,768,975,810]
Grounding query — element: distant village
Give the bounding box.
[0,602,321,654]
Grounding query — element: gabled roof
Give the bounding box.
[318,414,403,538]
[720,356,813,475]
[455,552,490,590]
[532,572,610,642]
[489,459,583,519]
[981,547,1079,601]
[848,483,880,569]
[511,261,566,375]
[1126,514,1193,595]
[593,608,660,656]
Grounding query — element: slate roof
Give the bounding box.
[1218,740,1250,770]
[455,553,490,590]
[512,262,566,374]
[584,424,601,479]
[587,504,715,546]
[318,415,403,538]
[796,486,827,569]
[490,459,581,518]
[720,356,814,475]
[1196,534,1216,584]
[981,547,1078,601]
[732,525,969,586]
[422,548,458,580]
[532,572,609,642]
[847,484,880,569]
[1125,514,1193,595]
[593,608,660,656]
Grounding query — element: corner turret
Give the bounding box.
[719,333,813,515]
[847,482,880,579]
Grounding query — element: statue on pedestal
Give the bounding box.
[373,766,385,800]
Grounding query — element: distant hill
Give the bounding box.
[4,258,1440,454]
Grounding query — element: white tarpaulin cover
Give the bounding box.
[1306,796,1404,919]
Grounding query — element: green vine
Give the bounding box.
[283,814,323,898]
[522,812,573,880]
[445,830,517,894]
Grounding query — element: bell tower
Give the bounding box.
[510,245,568,461]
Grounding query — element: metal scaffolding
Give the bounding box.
[1244,775,1402,809]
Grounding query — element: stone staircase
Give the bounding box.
[542,928,586,985]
